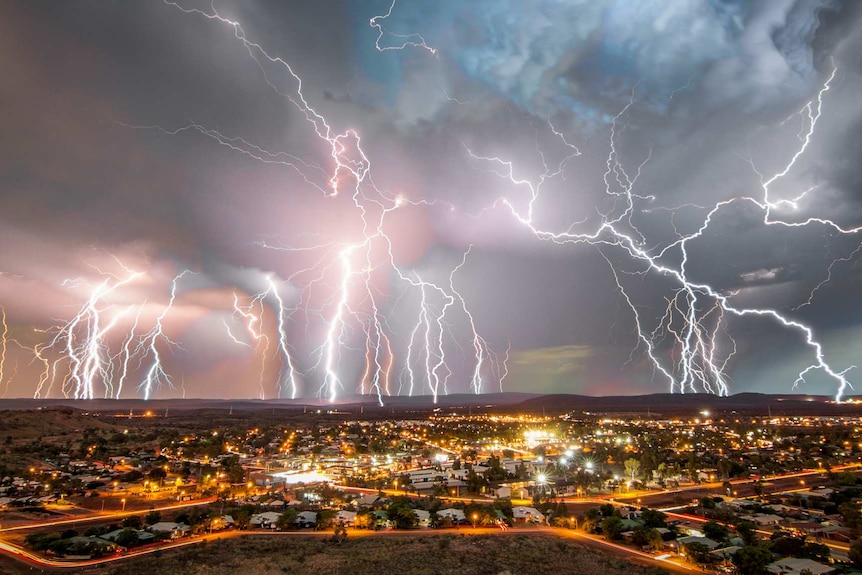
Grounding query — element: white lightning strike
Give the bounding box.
[137,270,191,400]
[155,3,854,403]
[370,0,438,56]
[29,262,198,400]
[0,306,8,393]
[267,276,300,399]
[160,1,502,404]
[226,291,271,399]
[42,272,142,399]
[794,242,862,311]
[467,67,857,401]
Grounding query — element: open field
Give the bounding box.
[97,533,670,575]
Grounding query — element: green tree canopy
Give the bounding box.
[732,545,773,575]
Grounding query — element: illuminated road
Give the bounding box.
[3,465,857,570]
[662,510,851,554]
[609,464,861,507]
[0,522,700,572]
[557,528,704,575]
[0,497,216,533]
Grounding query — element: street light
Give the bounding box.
[121,498,126,512]
[472,513,478,528]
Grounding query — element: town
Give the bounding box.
[2,402,862,575]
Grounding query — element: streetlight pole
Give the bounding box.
[121,498,126,512]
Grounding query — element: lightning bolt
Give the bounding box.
[41,271,142,399]
[0,306,7,392]
[466,66,857,401]
[2,361,18,398]
[794,243,862,311]
[154,3,854,403]
[268,275,300,399]
[370,0,438,56]
[30,259,199,400]
[137,270,191,400]
[225,276,301,399]
[155,1,502,405]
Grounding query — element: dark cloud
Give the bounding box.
[1,0,861,399]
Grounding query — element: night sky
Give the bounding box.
[1,0,861,401]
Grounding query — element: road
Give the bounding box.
[0,497,216,533]
[558,528,704,575]
[0,522,699,573]
[607,464,861,508]
[2,464,857,571]
[661,510,851,554]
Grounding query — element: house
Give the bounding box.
[295,511,318,528]
[209,515,234,531]
[100,529,155,544]
[412,509,431,527]
[493,486,512,499]
[250,511,282,528]
[751,514,783,526]
[408,468,445,487]
[767,557,835,575]
[335,510,356,526]
[674,521,706,537]
[372,510,392,528]
[710,545,742,560]
[148,522,190,538]
[437,508,466,523]
[512,506,545,523]
[677,536,720,550]
[356,494,381,507]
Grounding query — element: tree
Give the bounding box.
[227,464,245,485]
[770,535,805,558]
[683,542,713,566]
[114,529,140,548]
[839,501,861,530]
[144,510,161,526]
[849,537,862,569]
[736,521,758,546]
[717,459,733,480]
[640,450,657,483]
[732,545,773,575]
[624,458,641,481]
[641,509,667,528]
[387,500,418,530]
[331,523,348,543]
[753,480,765,497]
[317,509,336,530]
[657,463,669,482]
[277,508,298,530]
[703,521,730,543]
[601,515,624,540]
[599,503,616,517]
[837,471,859,486]
[148,467,167,482]
[647,528,665,552]
[122,515,142,529]
[802,542,830,563]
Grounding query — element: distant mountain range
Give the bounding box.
[0,391,859,417]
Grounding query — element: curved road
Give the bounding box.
[0,524,701,574]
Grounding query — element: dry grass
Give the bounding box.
[103,534,670,575]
